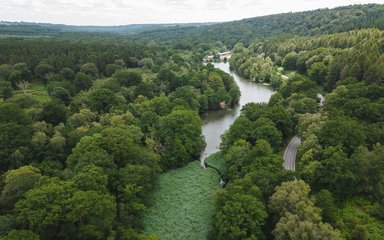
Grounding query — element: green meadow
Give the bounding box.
[143,161,221,240]
[14,83,52,104]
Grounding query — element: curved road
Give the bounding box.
[282,94,324,171]
[283,136,301,171]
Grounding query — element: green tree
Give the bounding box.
[156,108,204,169]
[59,68,75,80]
[318,116,366,155]
[221,115,253,149]
[269,180,342,240]
[282,52,298,70]
[74,72,93,92]
[66,125,159,236]
[87,88,121,113]
[16,177,116,240]
[317,146,357,199]
[0,214,16,236]
[66,135,117,175]
[113,70,142,87]
[0,80,14,100]
[0,103,33,171]
[348,145,384,200]
[16,178,76,238]
[34,63,55,81]
[211,178,267,240]
[0,165,41,211]
[273,212,343,240]
[280,74,318,98]
[80,63,99,77]
[105,63,123,77]
[289,95,318,114]
[253,118,282,150]
[269,179,321,221]
[72,165,108,193]
[40,100,67,125]
[7,70,23,88]
[266,104,294,138]
[314,189,338,224]
[157,68,180,92]
[50,86,72,105]
[364,63,384,84]
[223,140,253,178]
[0,230,39,240]
[12,62,30,81]
[0,64,12,80]
[66,190,115,240]
[214,193,267,240]
[169,86,200,110]
[308,62,327,85]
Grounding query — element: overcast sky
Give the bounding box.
[1,0,383,26]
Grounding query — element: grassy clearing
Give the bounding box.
[205,152,225,175]
[143,161,220,240]
[15,83,51,104]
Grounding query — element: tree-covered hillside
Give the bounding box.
[139,4,384,46]
[0,21,213,37]
[3,4,384,46]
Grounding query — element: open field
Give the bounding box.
[143,161,220,240]
[14,83,51,104]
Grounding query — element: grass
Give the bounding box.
[143,161,221,240]
[205,152,225,175]
[14,83,51,104]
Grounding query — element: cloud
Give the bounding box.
[0,0,382,25]
[163,0,194,9]
[207,0,228,11]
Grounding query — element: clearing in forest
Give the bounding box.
[143,161,220,240]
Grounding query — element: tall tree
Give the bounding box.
[156,108,204,169]
[269,180,342,240]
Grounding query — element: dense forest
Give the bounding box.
[0,35,239,239]
[138,4,384,46]
[0,22,212,36]
[210,27,384,239]
[0,3,384,240]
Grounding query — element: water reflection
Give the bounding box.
[200,62,275,165]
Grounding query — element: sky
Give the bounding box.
[0,0,383,26]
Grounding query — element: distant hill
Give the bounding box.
[137,4,384,46]
[1,3,384,46]
[0,21,214,36]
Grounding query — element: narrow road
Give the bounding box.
[317,93,325,107]
[283,136,301,171]
[282,94,323,170]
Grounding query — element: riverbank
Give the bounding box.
[144,62,275,239]
[205,152,225,175]
[200,62,275,166]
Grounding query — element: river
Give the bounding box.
[200,62,275,166]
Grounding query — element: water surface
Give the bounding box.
[200,62,275,165]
